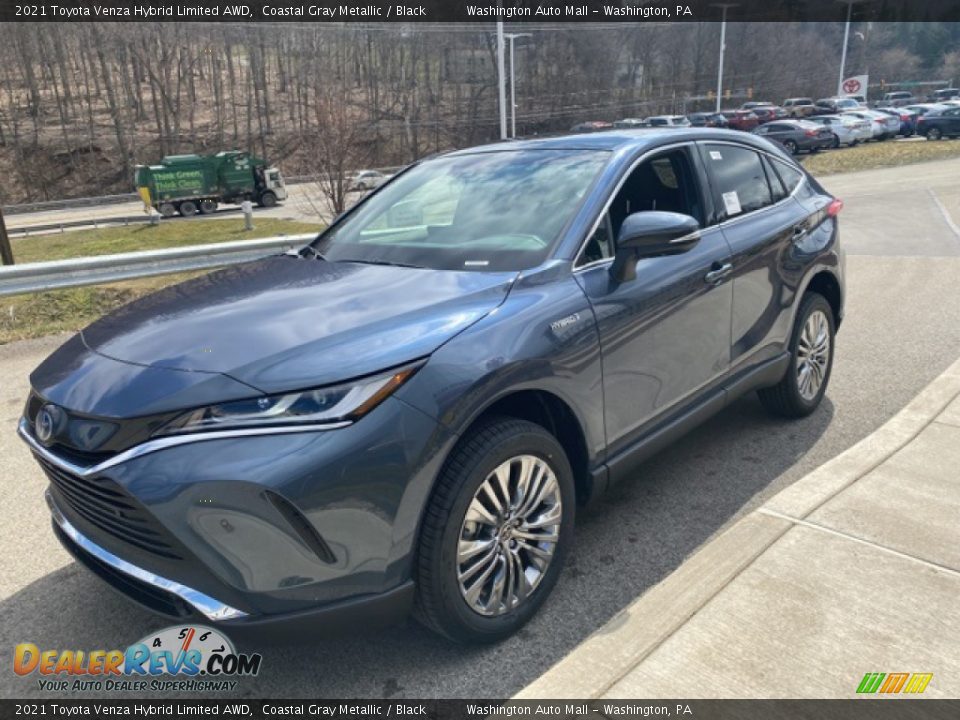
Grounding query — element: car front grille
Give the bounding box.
[36,454,182,560]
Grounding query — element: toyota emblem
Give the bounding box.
[35,404,63,446]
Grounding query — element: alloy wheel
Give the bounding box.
[796,309,830,401]
[456,455,562,617]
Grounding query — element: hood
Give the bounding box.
[78,256,516,394]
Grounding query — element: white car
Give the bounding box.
[350,170,390,191]
[807,114,871,147]
[644,115,691,127]
[843,109,899,140]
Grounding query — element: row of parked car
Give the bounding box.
[571,90,960,155]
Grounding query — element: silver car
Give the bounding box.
[807,114,871,146]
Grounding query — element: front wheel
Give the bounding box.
[758,292,835,418]
[783,140,798,155]
[414,417,575,643]
[258,190,278,207]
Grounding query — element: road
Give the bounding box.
[5,181,342,233]
[1,159,960,699]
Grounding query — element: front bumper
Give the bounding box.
[21,395,454,633]
[49,492,415,641]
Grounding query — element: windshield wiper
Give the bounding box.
[344,258,426,270]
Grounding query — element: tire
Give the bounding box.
[258,190,278,208]
[783,140,798,155]
[758,292,836,418]
[178,201,197,217]
[157,203,176,218]
[413,417,575,643]
[831,134,840,149]
[199,200,218,215]
[927,127,942,140]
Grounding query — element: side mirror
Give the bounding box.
[610,211,701,283]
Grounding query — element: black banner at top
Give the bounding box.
[1,0,960,23]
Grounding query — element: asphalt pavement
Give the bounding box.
[1,158,960,699]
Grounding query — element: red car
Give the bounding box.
[721,110,760,131]
[751,106,788,124]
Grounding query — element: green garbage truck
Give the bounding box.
[134,151,288,217]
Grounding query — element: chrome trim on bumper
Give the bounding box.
[46,490,248,622]
[18,417,349,478]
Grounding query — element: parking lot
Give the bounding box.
[2,157,960,699]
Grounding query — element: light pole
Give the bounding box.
[712,4,737,113]
[497,21,507,139]
[505,32,532,138]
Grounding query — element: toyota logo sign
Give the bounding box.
[843,78,862,94]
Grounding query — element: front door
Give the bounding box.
[574,146,734,458]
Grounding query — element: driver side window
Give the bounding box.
[579,148,703,265]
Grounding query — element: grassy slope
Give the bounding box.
[1,218,322,344]
[801,137,960,176]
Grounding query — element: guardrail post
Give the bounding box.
[242,200,254,231]
[0,207,14,266]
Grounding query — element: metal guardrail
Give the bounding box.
[0,233,317,298]
[3,193,139,215]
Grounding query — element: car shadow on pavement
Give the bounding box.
[1,394,833,699]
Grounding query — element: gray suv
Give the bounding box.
[21,129,845,643]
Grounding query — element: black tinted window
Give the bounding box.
[772,159,804,194]
[704,144,772,219]
[762,156,787,203]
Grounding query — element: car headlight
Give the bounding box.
[155,363,421,436]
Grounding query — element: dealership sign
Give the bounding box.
[841,75,869,97]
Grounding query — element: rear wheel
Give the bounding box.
[759,292,835,418]
[414,417,575,643]
[927,127,943,140]
[199,200,218,215]
[157,203,176,218]
[178,200,197,217]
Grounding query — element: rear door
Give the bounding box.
[699,142,810,372]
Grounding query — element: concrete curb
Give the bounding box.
[516,355,960,700]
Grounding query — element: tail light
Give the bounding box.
[874,118,884,124]
[827,198,843,217]
[804,129,818,137]
[900,114,910,121]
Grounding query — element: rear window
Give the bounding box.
[771,159,804,194]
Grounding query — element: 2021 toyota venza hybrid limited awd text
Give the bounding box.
[20,129,844,643]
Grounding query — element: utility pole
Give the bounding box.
[505,33,532,138]
[497,21,507,140]
[712,4,737,113]
[0,207,14,266]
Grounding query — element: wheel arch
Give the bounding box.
[804,270,843,329]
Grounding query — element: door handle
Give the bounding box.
[704,262,733,284]
[792,225,807,240]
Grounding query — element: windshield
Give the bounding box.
[311,149,608,272]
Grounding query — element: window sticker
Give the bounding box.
[722,191,742,216]
[710,150,723,160]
